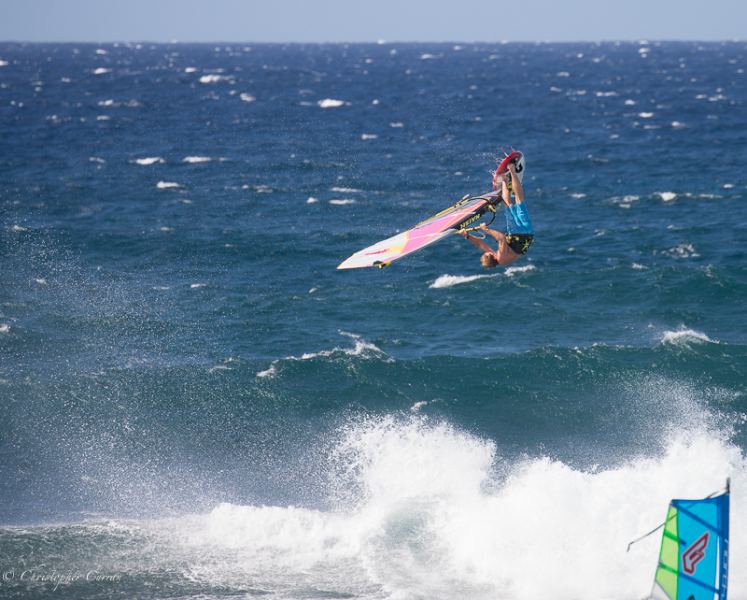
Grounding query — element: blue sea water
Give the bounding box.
[0,41,746,599]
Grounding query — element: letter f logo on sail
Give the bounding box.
[682,532,709,574]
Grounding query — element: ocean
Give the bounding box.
[0,41,745,599]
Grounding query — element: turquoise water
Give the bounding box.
[1,42,746,599]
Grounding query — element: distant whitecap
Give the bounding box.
[657,192,677,202]
[134,157,164,165]
[306,197,318,204]
[239,93,256,102]
[156,181,180,189]
[199,74,232,84]
[638,112,654,118]
[317,98,345,108]
[184,67,198,73]
[0,60,8,67]
[182,156,211,163]
[92,67,111,75]
[360,133,378,140]
[389,122,404,128]
[329,199,355,205]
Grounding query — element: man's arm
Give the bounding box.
[459,230,494,254]
[479,224,505,243]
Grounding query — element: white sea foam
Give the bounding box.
[430,274,496,289]
[420,53,438,60]
[624,99,637,105]
[330,187,361,193]
[631,262,647,270]
[134,157,164,165]
[156,181,181,189]
[184,67,198,73]
[92,67,111,75]
[360,133,378,140]
[11,225,28,232]
[570,192,587,199]
[660,327,713,346]
[318,98,345,108]
[0,60,8,67]
[239,93,256,102]
[723,183,735,189]
[165,415,746,600]
[190,283,206,289]
[306,197,318,204]
[663,243,699,259]
[638,112,654,118]
[389,122,404,128]
[656,191,677,202]
[0,324,10,334]
[671,121,686,128]
[329,199,355,205]
[182,156,211,163]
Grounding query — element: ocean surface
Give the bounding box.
[0,41,746,599]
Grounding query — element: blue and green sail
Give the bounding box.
[652,480,730,600]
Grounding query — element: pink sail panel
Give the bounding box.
[337,196,493,269]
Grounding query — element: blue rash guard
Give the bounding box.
[505,202,534,235]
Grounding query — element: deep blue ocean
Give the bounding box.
[1,41,746,599]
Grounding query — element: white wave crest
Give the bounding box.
[329,199,355,205]
[166,417,746,600]
[182,156,211,163]
[660,327,714,346]
[239,93,256,102]
[255,333,388,378]
[430,274,496,289]
[92,67,111,75]
[504,264,536,277]
[156,181,180,189]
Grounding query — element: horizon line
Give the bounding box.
[1,38,745,45]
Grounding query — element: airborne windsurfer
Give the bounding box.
[459,160,534,268]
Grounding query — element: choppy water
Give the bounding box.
[0,41,746,599]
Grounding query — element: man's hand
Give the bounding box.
[458,230,469,238]
[507,162,517,174]
[479,223,490,232]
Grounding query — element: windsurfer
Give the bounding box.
[459,161,534,268]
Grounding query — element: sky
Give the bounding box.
[2,0,745,43]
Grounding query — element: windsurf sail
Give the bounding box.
[629,479,730,600]
[337,193,499,270]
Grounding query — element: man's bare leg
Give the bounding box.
[508,163,525,203]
